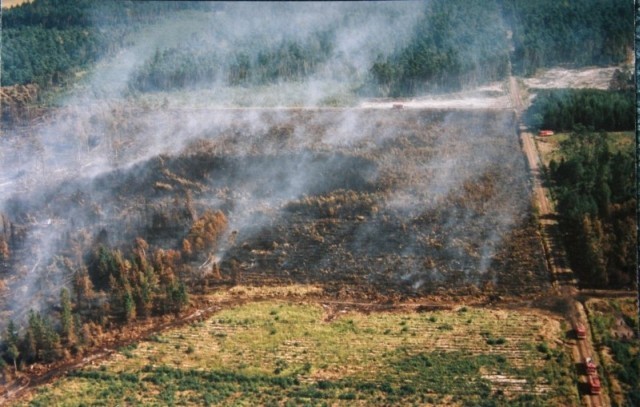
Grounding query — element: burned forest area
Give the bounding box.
[0,106,564,406]
[0,108,546,316]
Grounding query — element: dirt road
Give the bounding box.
[509,77,606,407]
[520,127,577,292]
[510,76,576,293]
[574,301,608,407]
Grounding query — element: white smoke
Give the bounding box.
[0,2,536,327]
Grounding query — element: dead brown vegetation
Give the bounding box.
[185,210,228,253]
[0,108,549,333]
[0,85,40,126]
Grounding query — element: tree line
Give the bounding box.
[501,0,633,76]
[128,31,334,92]
[369,0,510,96]
[0,210,227,374]
[2,25,105,87]
[134,0,511,95]
[128,0,633,96]
[1,0,211,88]
[547,127,635,288]
[525,89,634,132]
[3,0,633,97]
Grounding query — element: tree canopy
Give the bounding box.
[548,127,635,288]
[525,89,634,132]
[502,0,633,76]
[2,0,633,95]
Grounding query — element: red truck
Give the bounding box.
[584,357,597,374]
[588,374,601,395]
[538,129,554,137]
[575,323,587,339]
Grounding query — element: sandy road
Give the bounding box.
[520,128,577,291]
[509,76,605,407]
[511,76,575,293]
[574,301,609,407]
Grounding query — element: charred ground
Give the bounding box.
[0,108,548,328]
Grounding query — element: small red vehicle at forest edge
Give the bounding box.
[538,129,554,137]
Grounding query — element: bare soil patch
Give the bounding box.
[1,0,33,9]
[523,67,619,90]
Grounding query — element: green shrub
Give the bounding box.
[486,337,506,346]
[339,392,357,400]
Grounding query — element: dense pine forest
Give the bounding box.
[550,126,636,288]
[502,0,633,76]
[547,128,635,288]
[525,86,635,288]
[369,0,510,95]
[525,89,635,132]
[129,31,334,92]
[1,0,211,87]
[1,0,633,95]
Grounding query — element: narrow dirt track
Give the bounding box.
[511,76,575,293]
[520,128,577,292]
[509,76,605,407]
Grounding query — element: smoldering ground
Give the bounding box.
[0,2,548,327]
[0,107,548,325]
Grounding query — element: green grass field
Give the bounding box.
[16,299,578,406]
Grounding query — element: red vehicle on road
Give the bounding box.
[575,323,587,339]
[588,374,601,395]
[584,357,597,374]
[538,129,554,137]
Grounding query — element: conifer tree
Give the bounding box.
[60,288,76,345]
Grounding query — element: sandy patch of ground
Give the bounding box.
[360,82,511,109]
[1,0,33,9]
[523,67,619,90]
[535,137,556,167]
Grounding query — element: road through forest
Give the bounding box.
[509,76,606,407]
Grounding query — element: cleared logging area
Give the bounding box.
[14,298,578,406]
